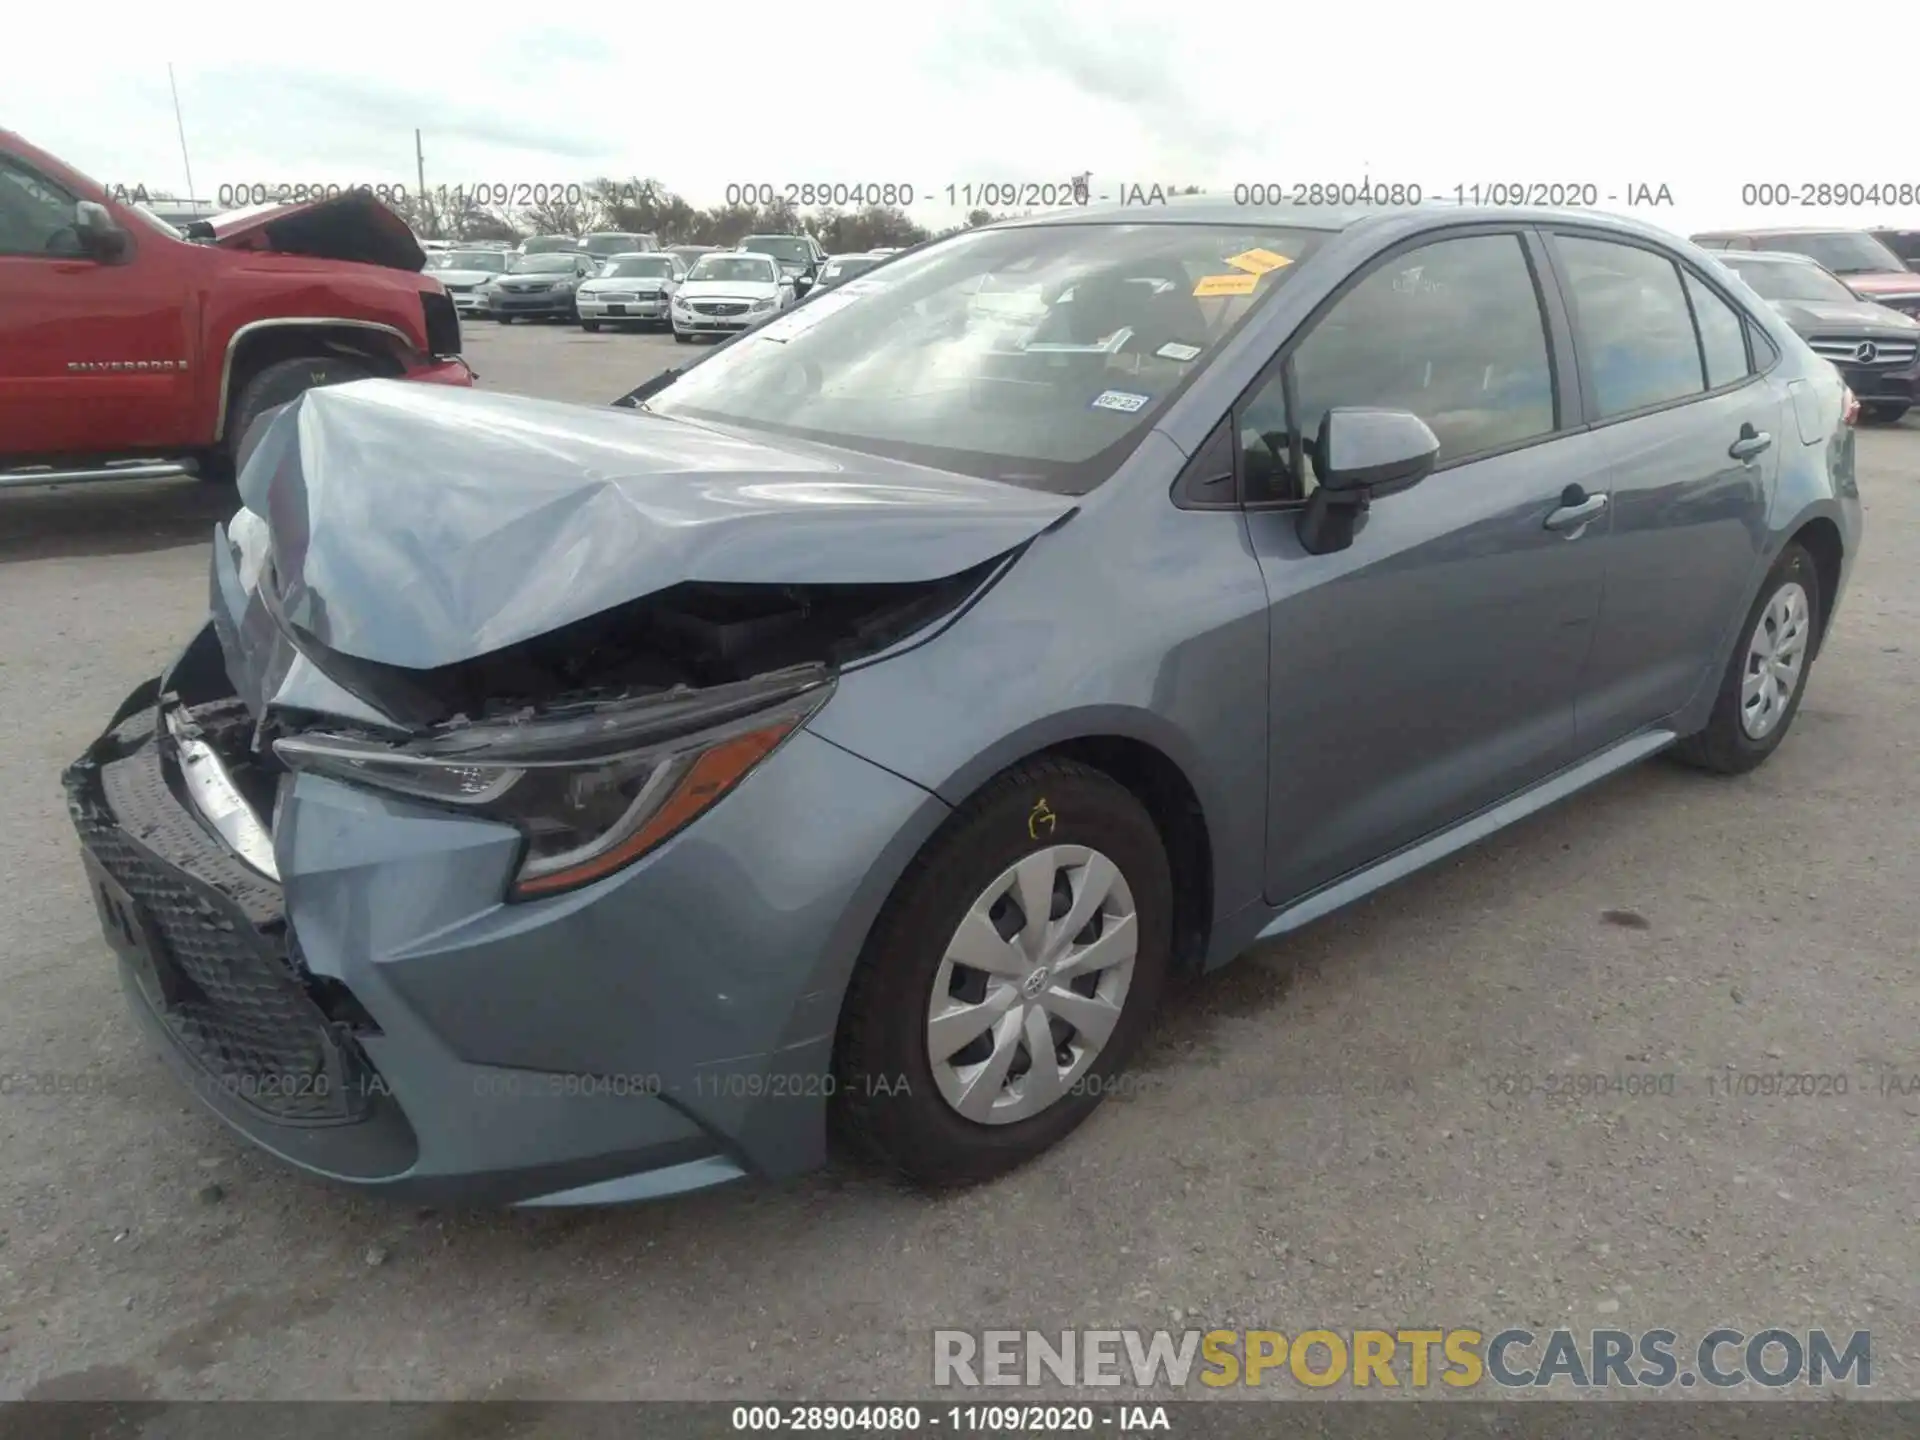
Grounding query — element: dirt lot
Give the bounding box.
[2,321,1916,1402]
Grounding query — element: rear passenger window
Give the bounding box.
[1683,271,1752,390]
[1284,233,1556,475]
[1555,236,1704,418]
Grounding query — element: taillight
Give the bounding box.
[1841,386,1861,427]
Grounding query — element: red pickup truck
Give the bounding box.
[0,128,471,490]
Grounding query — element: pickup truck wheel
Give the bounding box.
[214,355,371,483]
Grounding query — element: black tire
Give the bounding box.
[497,315,515,325]
[581,321,601,333]
[1674,542,1822,775]
[832,758,1172,1187]
[1862,403,1909,425]
[215,354,371,483]
[673,331,691,344]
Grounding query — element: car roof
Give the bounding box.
[1714,249,1820,264]
[980,193,1693,249]
[1692,226,1865,238]
[603,250,671,260]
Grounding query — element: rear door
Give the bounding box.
[1238,228,1613,905]
[1543,230,1782,746]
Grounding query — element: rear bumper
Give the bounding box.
[63,644,947,1206]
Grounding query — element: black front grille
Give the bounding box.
[693,302,749,317]
[65,713,376,1126]
[422,289,463,356]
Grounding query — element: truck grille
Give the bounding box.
[422,289,463,356]
[1808,337,1919,367]
[65,712,377,1126]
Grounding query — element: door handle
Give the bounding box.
[1544,490,1609,534]
[1729,425,1773,463]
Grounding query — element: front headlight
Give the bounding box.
[274,669,831,900]
[751,298,774,312]
[672,293,690,309]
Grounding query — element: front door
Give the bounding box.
[0,153,193,458]
[1238,229,1612,906]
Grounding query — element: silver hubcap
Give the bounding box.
[1741,581,1810,740]
[926,845,1138,1126]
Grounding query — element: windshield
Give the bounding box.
[740,236,811,266]
[520,235,579,254]
[603,255,675,278]
[509,252,580,273]
[690,255,778,283]
[430,250,508,272]
[1767,232,1905,275]
[1721,257,1856,305]
[825,255,882,279]
[649,222,1326,492]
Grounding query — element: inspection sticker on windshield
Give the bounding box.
[1090,389,1152,414]
[1155,341,1204,362]
[1223,248,1293,276]
[1193,273,1259,297]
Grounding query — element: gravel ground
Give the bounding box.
[1,322,1915,1403]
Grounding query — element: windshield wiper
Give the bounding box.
[612,369,681,409]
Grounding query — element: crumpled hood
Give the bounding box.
[202,191,425,272]
[235,380,1076,671]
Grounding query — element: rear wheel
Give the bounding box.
[209,354,371,483]
[1674,543,1821,774]
[1862,403,1909,424]
[832,759,1172,1187]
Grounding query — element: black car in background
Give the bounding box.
[488,250,599,323]
[736,233,827,294]
[1714,249,1920,423]
[1692,228,1920,319]
[1871,229,1920,268]
[667,244,720,272]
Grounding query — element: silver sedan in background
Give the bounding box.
[578,252,687,331]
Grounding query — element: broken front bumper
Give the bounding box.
[63,642,947,1206]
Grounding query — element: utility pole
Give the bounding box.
[415,129,432,236]
[168,64,197,204]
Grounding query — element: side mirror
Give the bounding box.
[74,200,130,262]
[1297,407,1438,556]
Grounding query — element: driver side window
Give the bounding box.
[1236,233,1557,502]
[0,157,83,257]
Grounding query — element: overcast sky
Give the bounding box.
[12,0,1918,238]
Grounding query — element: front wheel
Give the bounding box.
[1674,542,1821,774]
[496,314,514,325]
[1862,402,1909,425]
[832,758,1172,1187]
[673,331,691,344]
[581,321,601,333]
[211,354,371,483]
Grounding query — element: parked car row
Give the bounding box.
[428,235,903,342]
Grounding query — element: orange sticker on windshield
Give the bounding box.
[1193,273,1259,297]
[1224,248,1292,276]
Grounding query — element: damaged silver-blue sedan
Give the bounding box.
[65,199,1862,1205]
